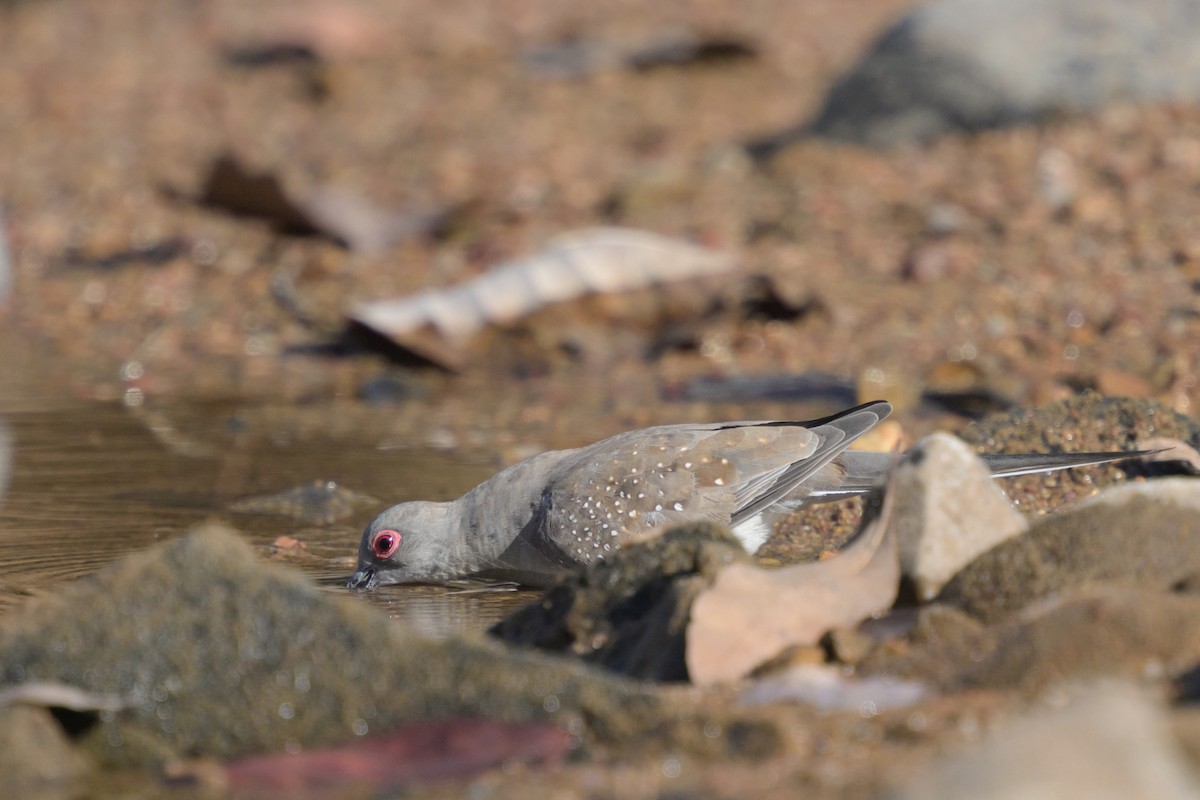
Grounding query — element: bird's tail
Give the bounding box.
[812,447,1156,500]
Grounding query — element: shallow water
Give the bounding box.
[0,355,537,635]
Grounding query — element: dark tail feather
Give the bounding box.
[817,447,1160,500]
[978,449,1163,478]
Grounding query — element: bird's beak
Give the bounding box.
[346,565,377,590]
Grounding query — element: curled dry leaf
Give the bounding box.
[0,681,126,712]
[1137,437,1200,474]
[686,485,900,686]
[350,227,735,343]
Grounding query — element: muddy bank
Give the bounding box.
[3,437,1200,796]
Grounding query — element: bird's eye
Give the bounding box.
[370,529,401,559]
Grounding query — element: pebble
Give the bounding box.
[890,433,1027,601]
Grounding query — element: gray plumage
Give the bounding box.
[346,400,1139,589]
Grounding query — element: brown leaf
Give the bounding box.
[686,487,900,685]
[348,228,735,366]
[1136,437,1200,473]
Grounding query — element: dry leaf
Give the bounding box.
[686,486,900,685]
[1137,437,1200,474]
[0,681,125,712]
[350,227,734,342]
[199,154,454,253]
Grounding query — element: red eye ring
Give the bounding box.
[370,529,401,559]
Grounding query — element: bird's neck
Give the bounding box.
[426,497,495,578]
[454,450,563,572]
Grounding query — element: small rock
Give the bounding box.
[0,705,94,797]
[939,478,1200,622]
[822,625,879,665]
[892,433,1028,601]
[268,535,310,561]
[890,682,1200,799]
[1036,146,1078,210]
[901,242,965,283]
[924,203,970,236]
[224,4,388,62]
[228,479,379,524]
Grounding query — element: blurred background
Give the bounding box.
[2,0,1200,608]
[5,0,1199,442]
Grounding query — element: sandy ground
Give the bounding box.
[5,0,1199,457]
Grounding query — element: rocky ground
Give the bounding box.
[5,0,1200,451]
[6,0,1200,797]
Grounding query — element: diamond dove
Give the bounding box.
[347,401,1145,589]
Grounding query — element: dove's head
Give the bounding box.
[346,501,458,589]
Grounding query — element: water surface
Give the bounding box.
[0,355,537,635]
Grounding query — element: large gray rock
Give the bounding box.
[0,524,678,762]
[962,587,1200,694]
[807,0,1200,147]
[863,586,1200,695]
[939,478,1200,622]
